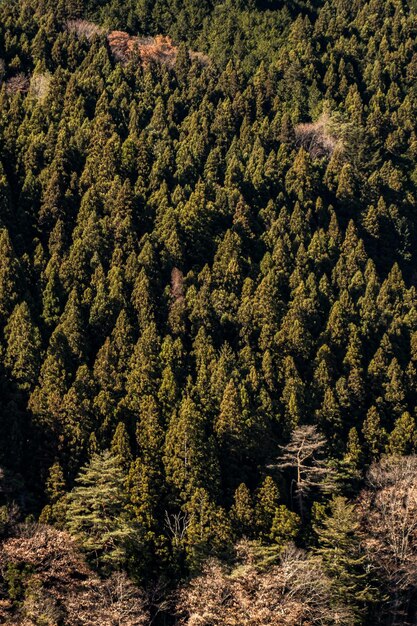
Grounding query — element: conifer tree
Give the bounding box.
[314,496,373,622]
[4,302,41,391]
[230,483,255,537]
[164,396,220,501]
[387,412,417,456]
[110,422,133,472]
[39,461,67,528]
[270,505,300,547]
[66,450,135,570]
[255,476,280,538]
[0,229,19,322]
[185,487,232,574]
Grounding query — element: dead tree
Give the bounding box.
[177,540,351,626]
[165,510,192,549]
[5,73,30,94]
[272,425,333,518]
[360,455,417,626]
[66,20,104,41]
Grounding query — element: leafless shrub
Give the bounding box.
[66,572,148,626]
[66,19,105,41]
[0,524,149,626]
[295,112,340,159]
[178,540,351,626]
[0,524,89,578]
[5,73,30,95]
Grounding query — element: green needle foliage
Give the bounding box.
[0,0,416,621]
[314,496,376,623]
[66,450,136,570]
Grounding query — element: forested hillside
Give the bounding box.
[1,0,417,624]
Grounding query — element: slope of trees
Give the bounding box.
[0,0,417,623]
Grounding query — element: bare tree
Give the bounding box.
[30,72,51,100]
[165,510,192,549]
[70,572,148,626]
[177,540,352,626]
[272,425,334,518]
[295,114,338,158]
[360,455,417,625]
[0,524,149,626]
[66,20,104,41]
[107,31,208,68]
[279,544,354,625]
[5,73,30,94]
[171,267,185,302]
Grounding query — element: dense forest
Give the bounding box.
[1,0,417,623]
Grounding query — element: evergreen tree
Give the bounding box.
[110,422,133,471]
[314,496,373,622]
[39,461,67,527]
[164,396,220,501]
[4,302,41,391]
[255,476,280,538]
[387,412,417,456]
[66,451,135,569]
[0,230,19,322]
[269,505,300,547]
[230,483,255,537]
[185,488,233,574]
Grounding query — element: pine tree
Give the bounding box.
[270,505,300,547]
[164,396,220,502]
[314,496,373,622]
[230,483,255,537]
[66,450,135,570]
[4,302,41,391]
[255,476,280,538]
[387,412,417,456]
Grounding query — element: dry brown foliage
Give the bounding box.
[171,268,185,302]
[0,525,149,625]
[295,113,340,159]
[107,31,209,68]
[108,32,176,66]
[177,541,351,626]
[5,74,30,95]
[360,456,417,603]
